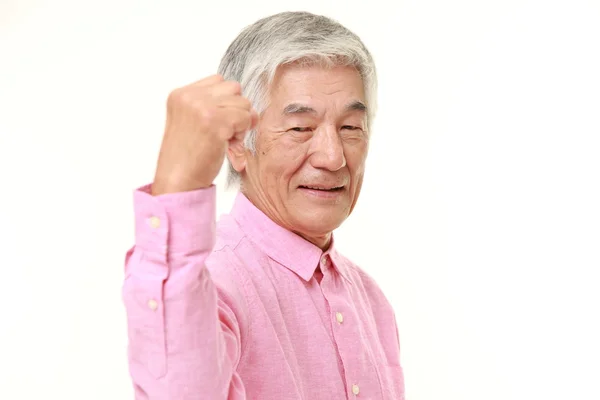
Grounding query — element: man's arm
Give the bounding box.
[122,184,247,399]
[123,73,256,398]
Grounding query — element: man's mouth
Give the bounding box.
[299,185,345,192]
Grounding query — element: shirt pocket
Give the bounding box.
[379,364,406,400]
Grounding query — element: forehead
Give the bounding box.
[267,63,366,109]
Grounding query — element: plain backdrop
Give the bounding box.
[1,0,599,399]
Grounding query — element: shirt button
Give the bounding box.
[352,384,360,395]
[149,216,161,229]
[148,299,158,311]
[336,312,344,324]
[320,256,328,267]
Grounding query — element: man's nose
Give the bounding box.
[308,125,346,171]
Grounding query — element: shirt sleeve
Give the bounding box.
[122,184,247,399]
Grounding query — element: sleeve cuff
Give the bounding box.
[133,183,217,258]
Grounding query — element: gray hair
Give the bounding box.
[217,11,378,187]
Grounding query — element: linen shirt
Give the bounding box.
[123,184,405,399]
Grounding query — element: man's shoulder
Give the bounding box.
[334,250,395,309]
[334,252,373,286]
[206,213,270,288]
[202,214,255,293]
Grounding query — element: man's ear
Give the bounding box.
[227,135,247,174]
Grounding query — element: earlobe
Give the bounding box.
[227,138,247,173]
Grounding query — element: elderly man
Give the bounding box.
[123,11,405,400]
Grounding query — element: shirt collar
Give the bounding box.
[230,192,352,285]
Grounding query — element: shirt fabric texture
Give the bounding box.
[123,184,406,399]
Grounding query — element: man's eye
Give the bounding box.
[289,127,312,132]
[342,125,362,131]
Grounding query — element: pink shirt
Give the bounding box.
[123,184,405,399]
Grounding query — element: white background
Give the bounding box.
[1,0,599,399]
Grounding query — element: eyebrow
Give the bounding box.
[282,103,317,115]
[345,100,367,113]
[282,100,367,115]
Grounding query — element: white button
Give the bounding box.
[336,312,344,324]
[321,256,328,266]
[352,384,360,395]
[148,299,158,311]
[149,216,161,229]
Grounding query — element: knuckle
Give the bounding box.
[198,74,223,86]
[166,89,180,107]
[167,88,191,108]
[200,106,218,124]
[225,80,242,94]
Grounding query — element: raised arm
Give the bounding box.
[122,75,257,399]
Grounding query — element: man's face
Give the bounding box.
[232,63,369,246]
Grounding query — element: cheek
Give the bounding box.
[344,141,368,174]
[263,140,308,179]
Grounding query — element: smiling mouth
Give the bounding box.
[299,185,345,191]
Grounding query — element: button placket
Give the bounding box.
[320,254,364,398]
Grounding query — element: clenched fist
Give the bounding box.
[151,74,258,195]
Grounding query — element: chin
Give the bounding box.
[293,210,347,236]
